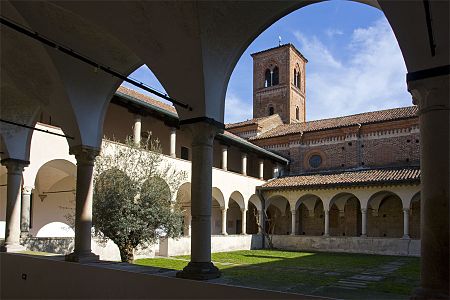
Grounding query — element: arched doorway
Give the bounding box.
[329,193,362,237]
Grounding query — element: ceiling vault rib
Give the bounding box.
[0,16,193,111]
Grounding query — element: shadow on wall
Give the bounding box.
[22,237,74,255]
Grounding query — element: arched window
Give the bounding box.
[269,106,274,116]
[272,66,279,85]
[294,69,297,86]
[264,69,271,87]
[296,70,301,88]
[296,106,300,120]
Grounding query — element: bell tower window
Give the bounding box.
[269,106,274,116]
[272,67,279,86]
[264,69,271,87]
[296,106,300,120]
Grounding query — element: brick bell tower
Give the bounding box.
[251,43,307,124]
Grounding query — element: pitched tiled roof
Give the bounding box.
[116,86,177,114]
[250,106,418,140]
[225,114,281,129]
[261,167,420,190]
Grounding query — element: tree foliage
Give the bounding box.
[93,136,186,262]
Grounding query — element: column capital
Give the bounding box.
[240,208,247,213]
[361,208,367,214]
[290,209,296,215]
[22,186,33,195]
[241,153,247,159]
[182,121,221,147]
[403,207,410,213]
[408,74,449,114]
[70,145,100,166]
[221,207,227,213]
[1,158,29,174]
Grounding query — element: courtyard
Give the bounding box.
[135,249,420,299]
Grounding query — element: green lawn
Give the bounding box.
[135,250,420,299]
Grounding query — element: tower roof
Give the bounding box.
[251,43,308,62]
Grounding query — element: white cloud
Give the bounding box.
[224,92,253,124]
[294,18,411,121]
[325,28,344,38]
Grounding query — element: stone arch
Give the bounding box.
[409,192,420,239]
[211,187,225,235]
[368,190,403,237]
[36,221,74,238]
[176,182,191,236]
[30,159,77,237]
[246,194,262,234]
[266,194,291,235]
[296,194,324,236]
[329,192,362,237]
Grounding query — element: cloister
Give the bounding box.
[1,1,448,299]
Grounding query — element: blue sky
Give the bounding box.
[123,1,412,123]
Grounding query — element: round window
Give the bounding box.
[309,154,322,168]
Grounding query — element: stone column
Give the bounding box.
[402,208,410,239]
[21,186,33,236]
[65,146,100,262]
[221,145,228,171]
[170,127,177,158]
[221,208,228,235]
[133,114,142,146]
[409,74,449,299]
[258,159,264,180]
[0,159,28,252]
[273,164,279,178]
[290,210,297,235]
[241,153,247,176]
[177,121,220,280]
[361,208,367,237]
[241,208,247,234]
[257,210,263,234]
[324,209,330,236]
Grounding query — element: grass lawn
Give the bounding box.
[135,250,420,299]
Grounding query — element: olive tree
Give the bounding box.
[93,136,186,262]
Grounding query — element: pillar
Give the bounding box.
[65,146,100,262]
[258,159,264,180]
[221,145,228,171]
[257,210,263,234]
[409,74,449,299]
[273,164,279,178]
[170,127,176,158]
[324,209,329,236]
[241,208,247,234]
[290,210,297,235]
[361,208,367,237]
[0,159,28,252]
[133,114,142,146]
[221,208,228,235]
[21,186,33,236]
[241,153,247,175]
[176,121,220,280]
[402,208,410,239]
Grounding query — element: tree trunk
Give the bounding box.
[119,242,134,263]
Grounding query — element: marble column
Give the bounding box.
[170,127,177,158]
[21,185,33,236]
[176,121,220,280]
[241,153,247,176]
[324,209,330,236]
[402,208,410,239]
[221,208,228,235]
[258,159,264,180]
[361,208,367,237]
[133,114,142,146]
[221,145,228,171]
[0,159,28,252]
[290,210,297,235]
[65,146,100,262]
[409,74,449,299]
[241,208,247,234]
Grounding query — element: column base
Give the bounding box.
[221,232,228,236]
[176,262,221,280]
[65,251,99,263]
[402,235,411,239]
[411,287,449,299]
[0,244,26,253]
[360,234,367,238]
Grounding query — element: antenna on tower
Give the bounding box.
[278,35,282,46]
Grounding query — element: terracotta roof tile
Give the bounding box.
[225,114,281,129]
[261,167,420,190]
[250,106,418,140]
[116,86,177,114]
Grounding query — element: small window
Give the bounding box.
[272,67,279,85]
[181,146,189,160]
[296,70,301,88]
[309,154,322,168]
[296,106,300,120]
[264,69,271,87]
[268,106,274,116]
